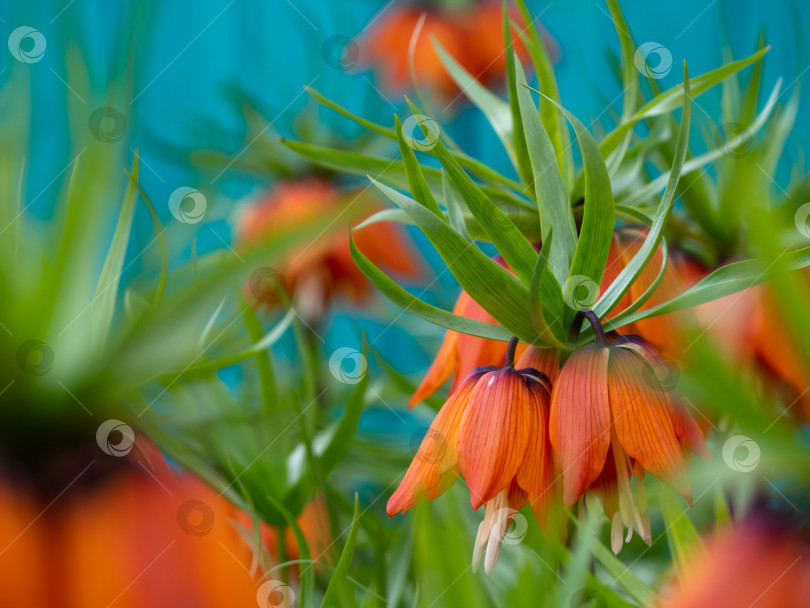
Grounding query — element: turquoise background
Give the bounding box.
[3,0,809,415]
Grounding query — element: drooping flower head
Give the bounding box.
[550,310,708,553]
[388,339,561,573]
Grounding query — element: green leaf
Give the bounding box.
[395,115,443,218]
[406,101,539,287]
[512,0,573,183]
[265,494,316,608]
[603,246,810,332]
[282,138,531,213]
[432,38,517,168]
[515,58,575,284]
[321,495,362,608]
[442,171,472,241]
[617,78,781,209]
[600,46,770,156]
[531,90,615,329]
[528,227,566,348]
[595,65,691,319]
[305,86,395,138]
[90,153,139,350]
[660,486,706,582]
[368,177,537,341]
[607,0,639,120]
[350,211,519,342]
[503,5,533,188]
[319,352,368,475]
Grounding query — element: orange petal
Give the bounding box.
[669,402,710,460]
[549,344,611,506]
[516,346,560,384]
[514,380,559,534]
[606,348,686,484]
[388,369,488,516]
[409,331,459,407]
[457,368,534,509]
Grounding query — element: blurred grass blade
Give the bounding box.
[266,494,316,608]
[319,352,368,475]
[90,152,140,349]
[660,486,706,583]
[504,4,533,188]
[321,495,362,607]
[601,46,769,156]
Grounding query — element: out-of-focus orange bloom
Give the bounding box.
[678,257,810,423]
[0,442,328,607]
[389,343,560,573]
[238,178,421,319]
[601,227,700,355]
[662,516,810,608]
[549,327,707,553]
[362,2,553,99]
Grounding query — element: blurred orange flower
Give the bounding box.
[362,2,555,99]
[0,441,328,607]
[238,178,421,320]
[661,516,810,608]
